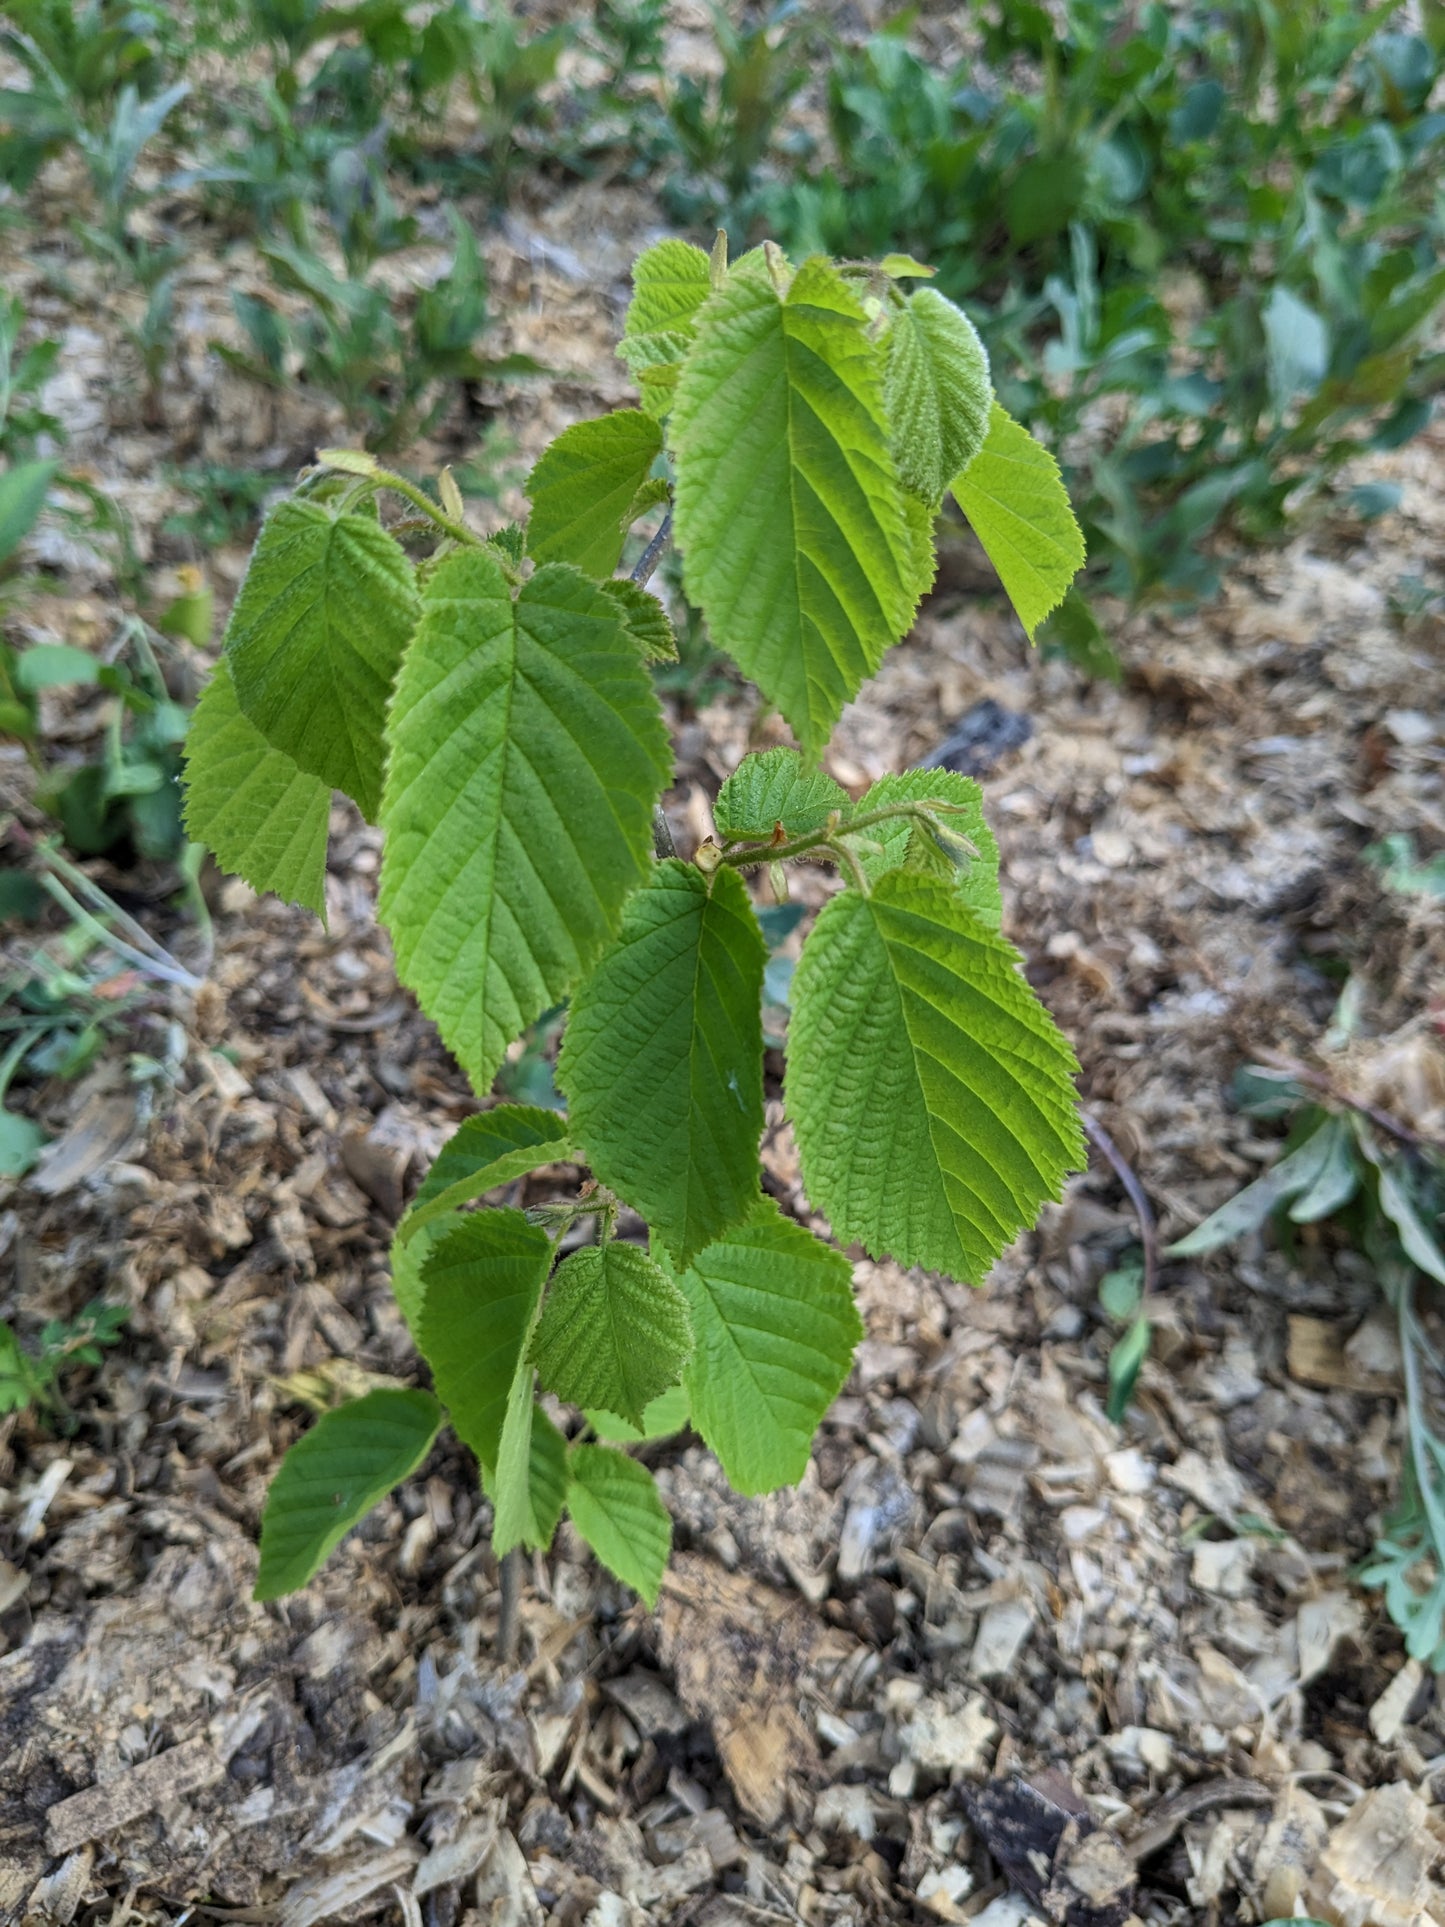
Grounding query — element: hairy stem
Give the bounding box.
[371,468,483,550]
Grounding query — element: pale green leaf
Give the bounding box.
[598,578,678,663]
[786,873,1083,1283]
[532,1241,692,1426]
[565,1444,671,1605]
[390,1106,572,1334]
[878,254,936,280]
[415,1208,552,1470]
[379,552,671,1096]
[618,239,713,414]
[525,410,664,579]
[842,769,1001,928]
[1377,1165,1445,1287]
[671,255,916,758]
[1164,1124,1338,1257]
[672,1198,860,1495]
[950,404,1085,639]
[587,1382,691,1443]
[713,748,849,843]
[885,287,993,506]
[559,861,765,1264]
[254,1387,442,1600]
[225,498,418,819]
[182,658,330,918]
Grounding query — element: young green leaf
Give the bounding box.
[524,410,664,579]
[885,287,993,506]
[390,1106,572,1334]
[671,1198,861,1495]
[254,1387,442,1600]
[671,255,916,758]
[713,747,849,843]
[598,578,678,663]
[400,1106,573,1248]
[416,1209,553,1471]
[618,238,714,415]
[587,1381,691,1443]
[182,659,331,918]
[565,1444,671,1606]
[1164,1122,1338,1256]
[490,1397,571,1555]
[379,552,671,1096]
[559,861,766,1264]
[950,404,1085,639]
[786,873,1083,1283]
[532,1241,693,1426]
[0,458,57,566]
[841,769,1002,928]
[225,498,419,819]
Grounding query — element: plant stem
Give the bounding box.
[1082,1108,1159,1302]
[631,509,673,589]
[719,800,942,871]
[652,806,678,859]
[372,468,483,550]
[497,1546,522,1665]
[35,867,204,993]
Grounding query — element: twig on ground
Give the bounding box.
[1082,1108,1159,1300]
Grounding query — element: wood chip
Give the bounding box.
[46,1737,224,1854]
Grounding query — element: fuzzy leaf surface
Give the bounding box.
[885,287,993,505]
[559,861,765,1263]
[532,1242,692,1425]
[618,239,713,413]
[713,747,849,842]
[671,255,916,757]
[225,498,418,819]
[843,769,1001,927]
[950,404,1084,639]
[672,1198,861,1495]
[598,578,678,662]
[182,658,330,917]
[255,1388,442,1600]
[786,873,1082,1282]
[379,552,670,1096]
[565,1445,671,1605]
[525,411,664,578]
[416,1209,552,1471]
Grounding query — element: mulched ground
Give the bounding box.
[4,19,1445,1924]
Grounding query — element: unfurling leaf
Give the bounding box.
[225,498,419,819]
[565,1444,671,1604]
[950,404,1085,639]
[379,551,670,1096]
[713,747,849,843]
[671,254,916,757]
[182,658,330,918]
[786,872,1082,1283]
[841,768,1001,928]
[254,1388,442,1600]
[532,1241,692,1425]
[559,861,766,1264]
